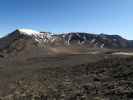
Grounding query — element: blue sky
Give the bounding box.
[0,0,133,39]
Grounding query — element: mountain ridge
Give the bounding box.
[0,29,132,53]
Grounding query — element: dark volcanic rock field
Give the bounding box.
[0,54,133,100]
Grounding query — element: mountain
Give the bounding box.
[56,33,129,48]
[0,29,132,54]
[0,29,51,53]
[0,29,133,100]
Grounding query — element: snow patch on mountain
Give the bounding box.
[16,29,53,43]
[18,29,40,35]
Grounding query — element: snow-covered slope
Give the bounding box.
[16,29,53,43]
[17,29,40,35]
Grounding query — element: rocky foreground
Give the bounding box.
[0,53,133,100]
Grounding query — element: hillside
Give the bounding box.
[0,29,133,100]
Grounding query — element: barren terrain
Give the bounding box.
[0,47,133,100]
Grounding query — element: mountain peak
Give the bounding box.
[17,29,40,35]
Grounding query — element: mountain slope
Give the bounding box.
[0,29,133,100]
[59,33,129,48]
[0,29,132,56]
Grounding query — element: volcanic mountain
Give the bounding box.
[0,29,132,55]
[0,29,133,100]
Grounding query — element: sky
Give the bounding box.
[0,0,133,39]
